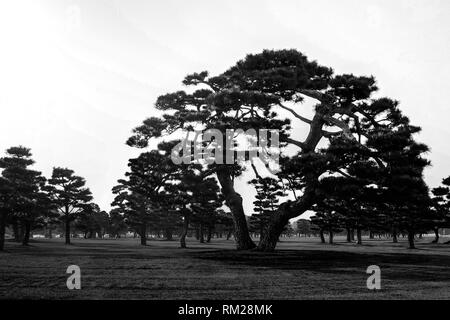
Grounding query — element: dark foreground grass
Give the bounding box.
[0,237,449,299]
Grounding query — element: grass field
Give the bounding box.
[1,236,450,299]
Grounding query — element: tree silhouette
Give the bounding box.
[248,177,285,238]
[47,167,93,245]
[0,147,50,247]
[125,49,429,251]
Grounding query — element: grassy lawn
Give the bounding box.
[1,236,449,299]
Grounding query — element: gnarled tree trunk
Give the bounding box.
[217,170,255,250]
[258,186,316,252]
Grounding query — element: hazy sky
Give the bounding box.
[0,0,449,218]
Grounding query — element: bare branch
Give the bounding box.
[277,102,312,125]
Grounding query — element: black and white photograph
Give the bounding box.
[0,0,449,313]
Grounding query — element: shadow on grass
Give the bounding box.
[190,249,450,282]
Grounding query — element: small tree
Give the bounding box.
[0,177,13,250]
[112,142,184,245]
[430,176,450,243]
[108,208,127,238]
[296,219,312,237]
[47,167,93,245]
[0,147,49,246]
[248,177,285,239]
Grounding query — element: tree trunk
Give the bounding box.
[180,215,189,248]
[356,227,362,245]
[13,220,23,242]
[432,227,439,243]
[216,170,255,250]
[408,231,415,249]
[350,229,355,241]
[140,223,147,246]
[392,231,398,243]
[195,228,200,240]
[319,229,325,243]
[346,228,352,242]
[164,228,173,241]
[65,219,71,245]
[199,224,204,243]
[206,226,212,243]
[12,220,17,242]
[258,185,316,252]
[329,230,334,244]
[257,213,289,251]
[0,211,6,251]
[22,221,31,246]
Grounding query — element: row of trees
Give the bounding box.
[0,146,94,250]
[0,146,235,250]
[110,141,235,248]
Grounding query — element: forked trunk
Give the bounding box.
[258,187,316,252]
[216,170,255,250]
[257,212,289,251]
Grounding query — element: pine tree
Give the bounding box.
[47,167,93,245]
[126,49,430,251]
[0,147,49,247]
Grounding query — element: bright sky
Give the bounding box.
[0,0,449,218]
